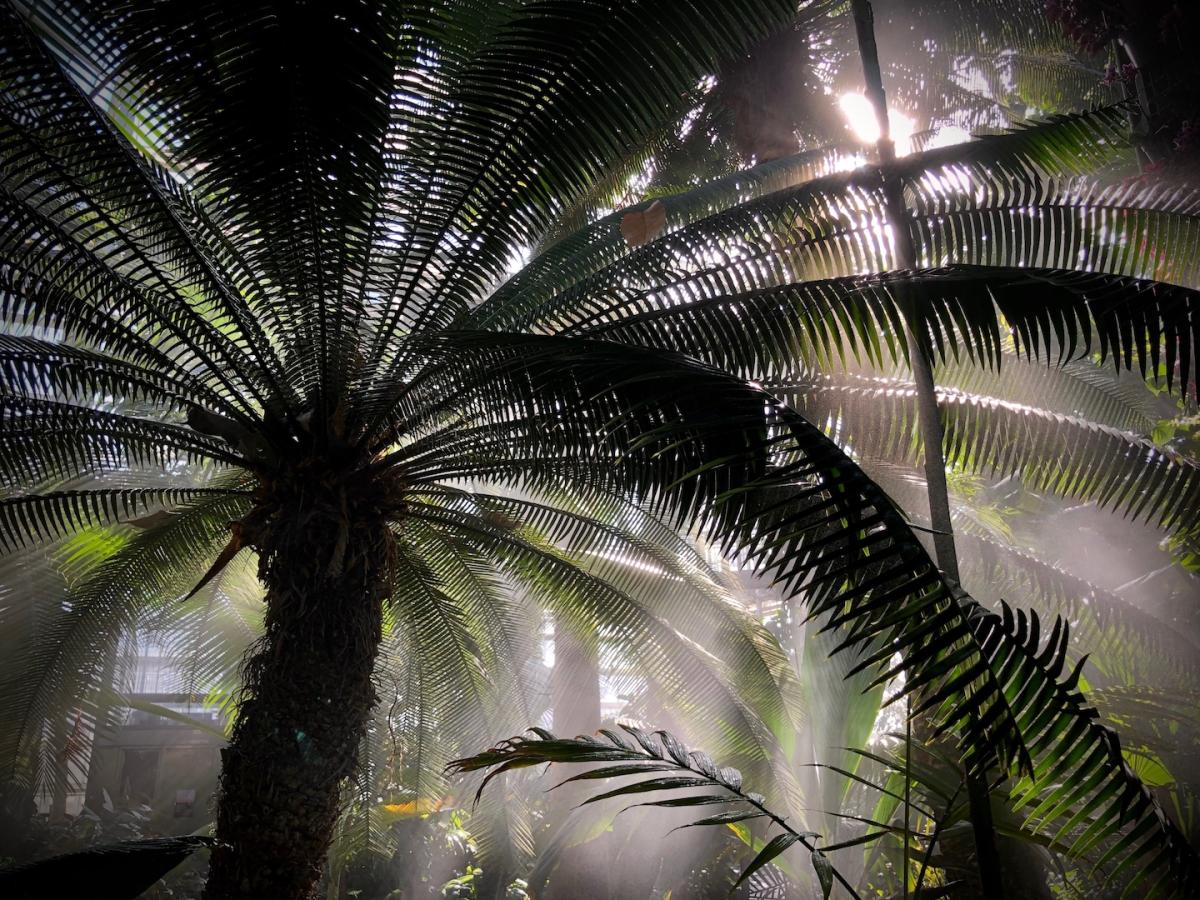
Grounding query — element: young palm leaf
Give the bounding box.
[449,724,852,899]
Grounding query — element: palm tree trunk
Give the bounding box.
[203,507,390,900]
[551,621,601,738]
[848,3,1004,897]
[546,620,605,899]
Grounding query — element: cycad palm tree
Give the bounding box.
[1,1,1197,898]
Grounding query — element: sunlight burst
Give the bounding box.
[839,92,916,154]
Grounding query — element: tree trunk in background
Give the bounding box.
[546,620,604,899]
[848,3,1005,897]
[203,508,390,900]
[47,713,68,823]
[84,641,119,815]
[551,621,601,738]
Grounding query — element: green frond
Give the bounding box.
[933,351,1161,436]
[871,0,1087,62]
[356,0,816,363]
[774,373,1200,528]
[154,553,264,706]
[472,142,870,333]
[472,106,1132,337]
[383,537,517,802]
[840,457,1199,694]
[907,177,1200,297]
[1087,685,1200,764]
[954,51,1119,116]
[810,598,1200,892]
[400,515,541,707]
[0,395,240,487]
[0,194,258,417]
[0,486,247,552]
[883,58,1025,133]
[449,724,855,897]
[403,496,789,787]
[0,334,238,415]
[0,5,282,410]
[368,334,1034,779]
[956,532,1200,690]
[532,97,741,252]
[975,603,1199,893]
[412,483,801,742]
[567,264,1199,418]
[0,485,251,787]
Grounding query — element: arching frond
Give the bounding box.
[473,142,871,333]
[0,196,258,417]
[0,486,251,787]
[154,552,264,708]
[0,395,241,487]
[432,484,801,739]
[384,536,519,802]
[0,334,237,414]
[471,106,1133,336]
[961,533,1200,690]
[976,603,1198,895]
[403,497,789,786]
[774,373,1200,528]
[0,5,282,410]
[0,486,247,552]
[933,351,1162,436]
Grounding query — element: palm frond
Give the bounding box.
[0,334,241,416]
[370,334,1032,780]
[450,724,855,898]
[0,486,247,551]
[0,5,282,410]
[773,373,1200,528]
[411,482,799,738]
[933,351,1161,436]
[384,537,516,802]
[974,603,1199,894]
[0,395,240,487]
[0,835,214,899]
[0,1,1195,894]
[471,106,1132,336]
[0,485,250,787]
[0,195,258,418]
[153,551,264,707]
[853,459,1200,689]
[958,534,1200,690]
[403,497,789,783]
[473,142,870,332]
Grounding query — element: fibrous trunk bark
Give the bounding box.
[203,499,390,900]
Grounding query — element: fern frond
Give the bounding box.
[450,724,855,897]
